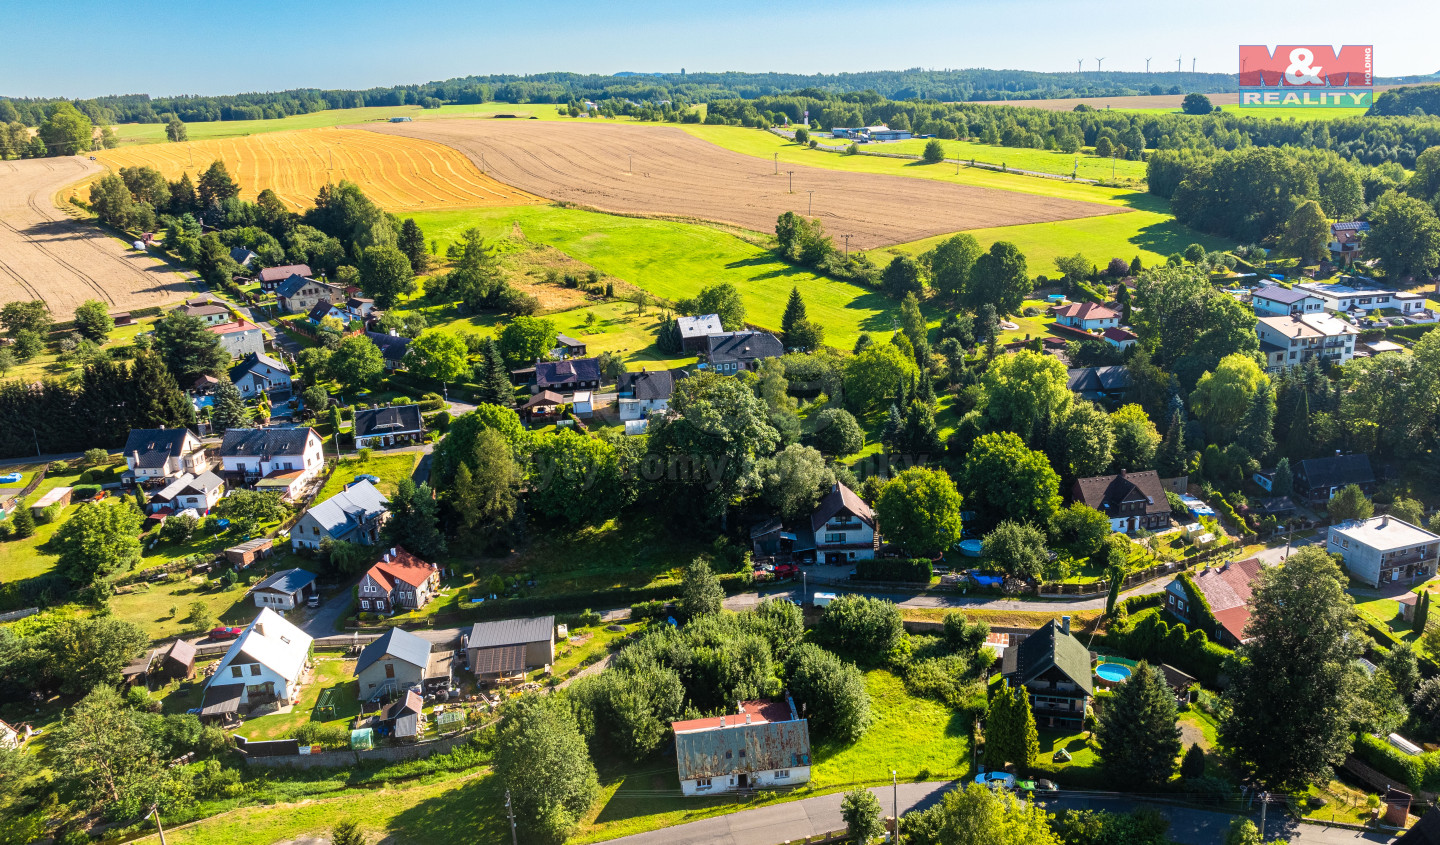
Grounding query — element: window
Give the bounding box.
[385,664,395,679]
[725,750,733,759]
[250,664,261,676]
[738,749,746,758]
[231,666,243,678]
[824,533,846,544]
[361,600,370,609]
[696,778,712,788]
[775,770,790,779]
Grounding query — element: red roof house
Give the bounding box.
[1164,558,1265,646]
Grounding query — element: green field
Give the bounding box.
[314,454,420,501]
[409,205,909,351]
[860,137,1148,182]
[1106,104,1371,121]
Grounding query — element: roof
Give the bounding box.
[229,246,257,264]
[1073,470,1169,517]
[677,313,724,339]
[1333,221,1371,233]
[365,331,411,363]
[251,567,317,596]
[200,683,244,716]
[555,333,584,347]
[353,405,424,438]
[535,358,601,388]
[364,548,438,592]
[1396,808,1440,844]
[153,471,224,502]
[307,301,340,321]
[471,644,528,676]
[230,352,291,383]
[227,538,274,554]
[165,639,196,666]
[672,700,795,733]
[520,390,565,409]
[1067,366,1130,395]
[1332,516,1440,552]
[304,480,389,535]
[275,274,318,298]
[673,715,811,780]
[809,483,875,534]
[220,427,318,458]
[1002,619,1094,695]
[178,301,231,318]
[32,487,71,508]
[1257,313,1358,339]
[468,616,555,649]
[208,319,260,336]
[356,626,432,675]
[384,690,423,720]
[1252,285,1315,305]
[214,607,313,684]
[123,428,195,468]
[258,264,313,284]
[618,368,685,401]
[1053,301,1118,321]
[705,331,784,364]
[1101,327,1138,342]
[1187,558,1264,642]
[1296,453,1374,491]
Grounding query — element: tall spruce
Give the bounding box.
[1096,662,1183,787]
[383,478,447,559]
[985,684,1039,772]
[781,287,808,346]
[130,349,193,429]
[1271,457,1294,498]
[1156,409,1188,477]
[475,338,513,407]
[1416,591,1431,635]
[398,218,429,274]
[211,377,249,431]
[1236,380,1276,460]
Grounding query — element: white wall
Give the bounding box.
[680,766,811,796]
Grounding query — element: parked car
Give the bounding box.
[208,626,244,641]
[0,473,22,484]
[772,563,799,580]
[975,771,1015,790]
[306,594,320,608]
[1035,779,1059,792]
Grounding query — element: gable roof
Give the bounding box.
[355,626,432,674]
[365,331,411,363]
[276,274,325,298]
[229,246,257,265]
[1066,366,1130,395]
[307,301,340,322]
[1187,558,1264,642]
[1101,327,1138,343]
[304,480,389,535]
[535,358,601,387]
[177,301,231,318]
[618,368,685,401]
[230,352,291,383]
[1004,619,1093,695]
[1073,470,1169,517]
[1053,301,1118,321]
[153,470,224,502]
[705,331,784,364]
[353,405,424,438]
[1296,453,1374,491]
[209,319,260,336]
[251,567,317,596]
[809,483,875,533]
[123,428,196,468]
[468,616,555,650]
[213,607,313,684]
[677,313,724,339]
[165,638,196,667]
[520,390,565,409]
[673,715,811,780]
[221,427,318,458]
[364,547,437,592]
[258,264,313,284]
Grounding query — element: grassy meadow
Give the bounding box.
[862,137,1149,182]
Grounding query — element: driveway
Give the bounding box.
[1253,534,1325,566]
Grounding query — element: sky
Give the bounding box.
[1,0,1435,99]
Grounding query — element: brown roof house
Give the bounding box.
[160,639,197,681]
[672,697,811,796]
[1164,558,1265,647]
[1073,469,1171,535]
[466,616,555,682]
[811,483,877,564]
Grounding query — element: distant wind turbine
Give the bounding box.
[1145,58,1152,73]
[1096,57,1105,72]
[1177,55,1182,72]
[1077,59,1083,73]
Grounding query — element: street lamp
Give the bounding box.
[892,770,900,844]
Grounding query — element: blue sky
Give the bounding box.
[1,0,1434,98]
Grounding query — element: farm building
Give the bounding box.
[291,480,389,550]
[208,320,266,360]
[466,616,556,681]
[226,538,274,568]
[160,639,197,681]
[672,698,811,796]
[676,313,724,352]
[248,568,318,610]
[352,405,425,449]
[30,487,72,515]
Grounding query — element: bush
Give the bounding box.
[291,722,352,749]
[70,484,101,501]
[1354,732,1431,790]
[812,594,905,664]
[786,643,872,742]
[855,558,933,583]
[629,599,668,620]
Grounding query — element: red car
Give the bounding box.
[208,626,244,641]
[772,563,800,580]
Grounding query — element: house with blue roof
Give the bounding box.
[248,568,317,611]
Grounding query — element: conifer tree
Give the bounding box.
[1416,592,1431,635]
[398,218,429,274]
[985,685,1039,772]
[11,502,35,538]
[781,287,808,345]
[1237,381,1276,460]
[1157,409,1188,477]
[383,478,447,559]
[1096,662,1183,787]
[1180,743,1207,778]
[1271,458,1293,499]
[475,338,514,407]
[211,377,249,431]
[130,349,193,429]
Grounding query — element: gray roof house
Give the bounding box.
[466,616,556,680]
[1329,516,1440,589]
[617,369,687,423]
[122,428,212,482]
[1066,366,1130,403]
[249,568,318,611]
[257,264,313,287]
[354,626,454,700]
[677,313,725,351]
[290,479,389,551]
[1001,618,1094,730]
[229,352,292,397]
[704,332,783,375]
[533,358,602,392]
[1295,453,1376,505]
[352,405,425,449]
[229,247,258,268]
[149,470,225,514]
[365,331,411,371]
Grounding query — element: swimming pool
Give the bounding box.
[1095,663,1132,683]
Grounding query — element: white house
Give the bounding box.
[206,608,313,712]
[1052,302,1120,332]
[1251,285,1325,317]
[219,428,325,497]
[1256,313,1359,371]
[618,369,685,421]
[672,698,811,796]
[229,352,292,397]
[174,297,234,326]
[810,482,876,564]
[248,568,318,610]
[291,480,390,551]
[306,301,349,326]
[1296,280,1430,317]
[121,428,211,483]
[149,471,225,514]
[1328,516,1440,589]
[208,320,266,360]
[352,405,425,449]
[1101,327,1138,349]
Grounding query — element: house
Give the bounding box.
[677,314,724,352]
[225,538,274,568]
[618,369,686,421]
[291,480,389,550]
[1255,313,1358,371]
[1066,366,1130,403]
[175,297,234,326]
[357,547,441,613]
[704,331,784,374]
[1293,453,1375,506]
[1052,302,1120,332]
[149,471,225,514]
[554,334,587,357]
[519,390,565,422]
[533,358,603,392]
[229,247,257,268]
[220,428,325,496]
[1073,469,1171,534]
[1329,221,1371,266]
[257,264,313,292]
[1001,617,1093,730]
[249,568,318,610]
[1101,327,1138,349]
[1328,516,1440,588]
[811,482,876,563]
[306,301,349,326]
[466,616,556,681]
[571,391,594,417]
[208,319,266,360]
[1250,285,1325,317]
[206,607,313,714]
[354,626,453,699]
[365,331,411,372]
[345,297,376,320]
[229,352,293,397]
[672,698,811,796]
[122,428,211,483]
[275,274,340,314]
[0,719,21,750]
[1297,279,1430,317]
[1164,558,1264,647]
[352,405,425,449]
[160,639,197,681]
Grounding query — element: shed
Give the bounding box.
[162,639,197,681]
[121,653,151,687]
[225,538,274,568]
[31,486,73,514]
[199,683,244,722]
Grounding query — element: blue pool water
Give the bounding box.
[1096,663,1132,683]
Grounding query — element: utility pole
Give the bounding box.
[628,154,633,173]
[1259,791,1268,841]
[1077,59,1082,73]
[892,770,900,844]
[1177,55,1182,72]
[149,806,169,845]
[506,790,518,845]
[774,151,778,174]
[787,171,794,194]
[807,190,814,216]
[843,233,851,260]
[32,427,40,458]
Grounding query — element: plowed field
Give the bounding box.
[362,120,1123,249]
[0,158,191,311]
[85,128,538,212]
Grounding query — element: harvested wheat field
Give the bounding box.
[362,120,1123,249]
[0,158,192,311]
[85,128,538,212]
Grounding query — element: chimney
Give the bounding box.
[389,329,398,337]
[719,715,726,727]
[1117,468,1126,479]
[1382,516,1390,527]
[745,713,752,724]
[1061,616,1071,636]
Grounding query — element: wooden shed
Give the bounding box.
[161,639,196,681]
[225,538,274,568]
[31,486,72,515]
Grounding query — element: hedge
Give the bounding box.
[1102,608,1231,686]
[1177,572,1221,641]
[1354,732,1434,791]
[1384,324,1440,342]
[855,558,933,583]
[1115,592,1164,616]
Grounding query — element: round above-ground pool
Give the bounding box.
[957,539,983,557]
[1095,663,1132,687]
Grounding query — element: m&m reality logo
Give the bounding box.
[1238,45,1373,108]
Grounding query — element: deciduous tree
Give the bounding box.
[497,315,557,368]
[1109,404,1160,472]
[1327,483,1374,522]
[528,429,626,526]
[405,329,468,383]
[494,694,600,843]
[875,467,963,557]
[959,431,1062,530]
[1279,200,1330,263]
[841,788,885,845]
[54,499,144,586]
[358,244,415,308]
[980,349,1072,445]
[928,233,981,303]
[966,241,1029,316]
[327,335,385,390]
[981,520,1050,581]
[786,643,872,743]
[73,299,113,342]
[681,558,724,617]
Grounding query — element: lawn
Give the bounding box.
[811,669,971,787]
[862,137,1149,182]
[0,317,159,384]
[409,204,912,351]
[109,573,255,642]
[314,454,420,501]
[0,462,118,582]
[235,657,360,742]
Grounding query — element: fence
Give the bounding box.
[1344,754,1438,804]
[1036,543,1242,597]
[0,607,39,623]
[240,722,487,769]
